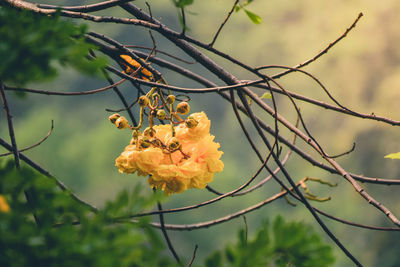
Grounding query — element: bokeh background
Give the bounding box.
[1,0,400,266]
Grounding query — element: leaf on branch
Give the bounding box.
[260,92,272,99]
[384,152,400,160]
[243,9,262,24]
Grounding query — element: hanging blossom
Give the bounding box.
[115,112,224,195]
[110,58,223,195]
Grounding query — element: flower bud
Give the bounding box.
[138,136,151,148]
[143,127,156,137]
[132,130,140,138]
[115,116,129,129]
[138,95,150,107]
[167,137,181,152]
[176,101,190,115]
[108,113,120,124]
[185,116,198,128]
[151,138,163,148]
[156,109,167,120]
[166,95,175,104]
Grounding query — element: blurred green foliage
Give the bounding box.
[0,160,175,267]
[0,5,107,86]
[205,216,335,267]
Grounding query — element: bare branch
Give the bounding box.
[271,12,364,79]
[209,0,239,47]
[37,0,134,12]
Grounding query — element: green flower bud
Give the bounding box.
[115,116,129,129]
[138,136,151,148]
[166,95,176,104]
[156,109,167,120]
[185,116,198,128]
[108,113,120,124]
[176,101,190,115]
[167,137,181,152]
[138,95,150,107]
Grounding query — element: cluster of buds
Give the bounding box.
[109,89,198,160]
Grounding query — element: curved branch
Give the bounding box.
[4,78,126,96]
[0,120,54,157]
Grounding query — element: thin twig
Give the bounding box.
[271,13,364,79]
[0,83,20,167]
[209,0,239,47]
[4,79,126,96]
[156,198,182,266]
[243,216,248,244]
[186,245,198,267]
[0,82,41,225]
[180,8,186,36]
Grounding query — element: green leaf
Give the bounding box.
[172,0,194,8]
[384,152,400,159]
[260,92,272,99]
[244,9,262,24]
[234,5,241,12]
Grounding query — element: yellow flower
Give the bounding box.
[115,112,224,195]
[120,55,153,81]
[0,195,10,213]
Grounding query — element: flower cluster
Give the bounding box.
[115,112,224,195]
[109,70,224,195]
